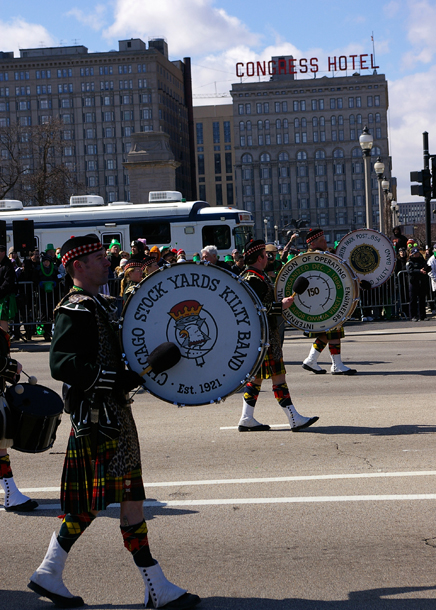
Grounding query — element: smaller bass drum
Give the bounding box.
[120,261,268,406]
[275,251,359,333]
[336,228,395,287]
[6,384,63,453]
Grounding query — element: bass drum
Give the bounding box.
[336,228,395,287]
[120,261,268,406]
[6,384,63,453]
[275,251,359,333]
[0,394,14,449]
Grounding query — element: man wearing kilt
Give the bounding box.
[28,235,200,610]
[302,228,357,375]
[237,239,318,432]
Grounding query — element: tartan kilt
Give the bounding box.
[258,344,286,379]
[61,427,145,514]
[304,327,345,340]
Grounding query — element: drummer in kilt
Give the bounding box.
[28,235,200,610]
[302,228,357,375]
[237,239,318,432]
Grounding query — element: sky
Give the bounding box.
[1,0,436,203]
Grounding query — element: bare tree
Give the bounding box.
[0,118,84,205]
[0,122,28,199]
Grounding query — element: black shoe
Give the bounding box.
[331,368,357,375]
[5,499,38,512]
[291,416,319,432]
[146,592,201,609]
[238,424,271,432]
[302,363,326,374]
[28,581,85,608]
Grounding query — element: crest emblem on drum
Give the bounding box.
[349,244,380,275]
[167,299,217,367]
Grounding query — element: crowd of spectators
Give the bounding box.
[5,228,436,343]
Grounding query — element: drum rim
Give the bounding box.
[119,260,269,406]
[336,228,396,287]
[275,250,359,333]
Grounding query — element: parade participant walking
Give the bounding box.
[28,234,200,610]
[237,239,318,432]
[302,229,357,375]
[0,328,38,512]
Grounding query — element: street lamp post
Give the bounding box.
[359,126,373,229]
[374,156,385,234]
[390,201,399,231]
[274,224,278,244]
[263,218,268,242]
[381,176,390,234]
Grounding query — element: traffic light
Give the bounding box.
[410,169,432,198]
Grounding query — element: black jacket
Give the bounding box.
[0,255,16,299]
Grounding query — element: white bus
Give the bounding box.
[0,192,254,257]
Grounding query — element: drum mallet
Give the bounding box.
[140,342,181,377]
[291,276,310,298]
[13,371,37,394]
[21,371,38,385]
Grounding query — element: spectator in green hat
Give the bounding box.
[107,239,121,275]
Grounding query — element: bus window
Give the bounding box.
[130,221,171,244]
[202,225,231,250]
[234,226,253,252]
[101,233,122,250]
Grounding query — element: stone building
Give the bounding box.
[0,38,195,204]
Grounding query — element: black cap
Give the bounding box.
[61,234,103,266]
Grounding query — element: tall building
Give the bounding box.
[0,38,195,204]
[231,61,391,242]
[193,105,234,206]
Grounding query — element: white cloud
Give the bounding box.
[389,66,436,202]
[67,5,108,32]
[103,0,260,56]
[0,18,56,55]
[402,0,436,69]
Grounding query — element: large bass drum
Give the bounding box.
[120,261,268,406]
[6,384,63,453]
[336,228,395,287]
[275,251,359,333]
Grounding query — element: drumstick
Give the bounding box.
[140,342,181,377]
[291,276,310,298]
[21,371,38,385]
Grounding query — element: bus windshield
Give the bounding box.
[234,226,253,252]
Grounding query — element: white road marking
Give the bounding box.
[3,493,436,512]
[2,470,436,494]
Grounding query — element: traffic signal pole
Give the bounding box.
[423,132,432,249]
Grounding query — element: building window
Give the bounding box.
[225,152,232,174]
[213,121,220,144]
[223,121,231,143]
[226,183,234,206]
[196,122,203,145]
[214,153,221,175]
[216,184,223,205]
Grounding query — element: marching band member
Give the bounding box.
[302,228,357,375]
[237,239,319,432]
[0,327,38,512]
[28,234,200,610]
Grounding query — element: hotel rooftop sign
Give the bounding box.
[235,54,379,78]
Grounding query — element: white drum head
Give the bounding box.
[336,229,395,287]
[120,262,268,406]
[275,252,359,333]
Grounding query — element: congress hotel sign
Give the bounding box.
[235,54,379,77]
